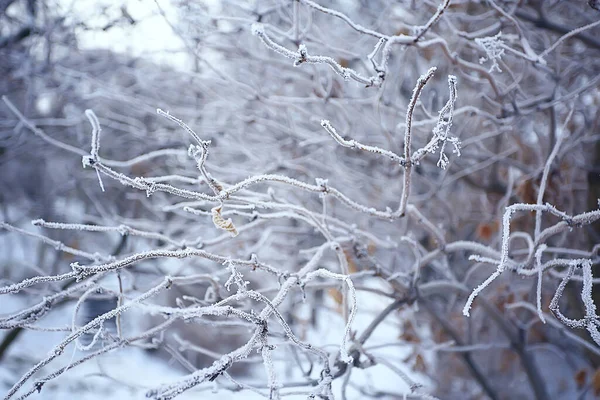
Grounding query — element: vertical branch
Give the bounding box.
[116,270,124,339]
[83,109,105,191]
[293,0,300,43]
[84,109,101,161]
[535,244,547,323]
[398,67,437,216]
[534,108,572,239]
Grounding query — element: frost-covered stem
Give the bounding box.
[406,205,446,248]
[251,23,380,86]
[2,96,89,157]
[320,120,405,164]
[70,284,101,350]
[260,336,280,400]
[31,219,184,248]
[487,0,542,63]
[507,302,600,357]
[4,277,173,400]
[298,0,387,39]
[156,108,203,147]
[535,245,547,323]
[84,109,101,161]
[92,158,429,220]
[299,211,351,322]
[103,149,187,168]
[535,208,600,251]
[549,263,583,328]
[399,67,436,216]
[16,318,177,400]
[173,335,243,361]
[70,248,282,279]
[372,356,424,393]
[157,109,222,196]
[416,37,501,96]
[0,271,79,295]
[534,108,571,240]
[463,203,583,316]
[303,268,356,364]
[149,246,334,399]
[193,200,394,248]
[0,222,108,263]
[92,161,212,200]
[549,259,600,346]
[540,18,600,58]
[464,204,600,318]
[413,0,451,42]
[462,270,501,317]
[410,75,459,169]
[116,271,124,339]
[0,279,99,329]
[3,96,185,168]
[82,109,105,191]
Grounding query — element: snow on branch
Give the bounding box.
[252,23,383,86]
[463,203,600,318]
[3,1,600,398]
[320,120,406,165]
[549,258,600,346]
[475,32,505,73]
[411,74,461,169]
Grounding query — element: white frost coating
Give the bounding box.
[535,245,547,323]
[83,109,105,191]
[303,268,357,364]
[475,32,505,73]
[410,75,461,171]
[250,22,265,36]
[432,75,460,169]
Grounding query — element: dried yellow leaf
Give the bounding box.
[211,205,238,237]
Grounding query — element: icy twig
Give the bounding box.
[303,269,357,364]
[463,204,600,316]
[4,277,174,400]
[549,259,600,346]
[475,32,505,73]
[251,23,384,87]
[82,109,105,191]
[399,67,437,216]
[411,75,461,169]
[320,120,405,165]
[0,222,109,264]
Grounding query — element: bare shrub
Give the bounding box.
[2,1,600,399]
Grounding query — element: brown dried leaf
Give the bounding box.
[475,220,499,241]
[211,205,238,237]
[399,320,421,343]
[413,353,427,373]
[574,369,587,390]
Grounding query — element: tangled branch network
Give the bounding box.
[2,0,600,399]
[1,64,459,399]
